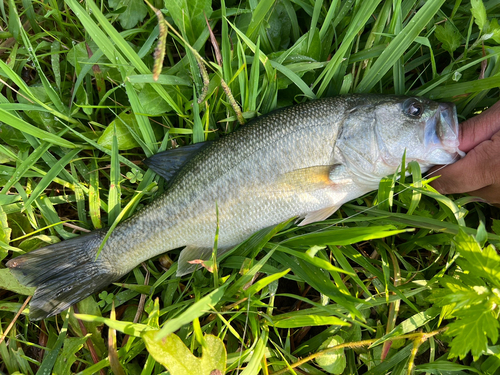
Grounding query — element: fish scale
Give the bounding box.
[108,99,344,261]
[6,95,462,319]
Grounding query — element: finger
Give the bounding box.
[467,185,500,205]
[430,138,499,194]
[459,100,500,152]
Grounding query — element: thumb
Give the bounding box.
[430,137,499,195]
[459,100,500,152]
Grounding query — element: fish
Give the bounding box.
[6,95,463,320]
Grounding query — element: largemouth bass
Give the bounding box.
[7,95,462,320]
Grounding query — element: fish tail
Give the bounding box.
[6,230,116,320]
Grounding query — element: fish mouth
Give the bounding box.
[424,102,465,158]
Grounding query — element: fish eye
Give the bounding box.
[403,99,423,118]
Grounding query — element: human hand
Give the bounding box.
[430,100,500,205]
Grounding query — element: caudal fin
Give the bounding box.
[7,230,116,320]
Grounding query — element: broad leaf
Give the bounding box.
[98,112,140,150]
[488,18,500,43]
[165,0,213,44]
[0,205,11,261]
[453,230,500,288]
[53,336,89,375]
[492,219,500,235]
[108,0,147,29]
[315,335,346,375]
[435,23,462,55]
[18,235,59,252]
[0,269,35,295]
[471,0,488,32]
[447,303,499,360]
[143,332,226,375]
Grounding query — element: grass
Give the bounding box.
[1,0,500,374]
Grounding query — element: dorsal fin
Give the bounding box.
[143,142,211,182]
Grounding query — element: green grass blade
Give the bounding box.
[282,225,408,247]
[246,0,278,40]
[65,0,184,116]
[24,148,80,209]
[272,315,349,328]
[248,38,261,111]
[240,330,268,375]
[315,0,383,96]
[355,0,446,93]
[36,311,70,375]
[308,0,323,46]
[63,124,144,172]
[0,142,51,194]
[391,1,405,94]
[0,60,77,124]
[319,0,338,41]
[127,74,191,86]
[192,88,205,143]
[89,157,102,229]
[75,313,154,336]
[339,244,419,312]
[330,246,371,295]
[363,342,416,375]
[123,79,156,156]
[370,306,440,347]
[156,280,232,339]
[245,268,290,297]
[69,49,104,111]
[275,246,354,275]
[0,103,51,112]
[14,181,37,229]
[406,161,422,215]
[269,60,316,99]
[0,109,75,148]
[229,19,315,99]
[220,0,233,83]
[271,249,363,319]
[18,17,66,113]
[427,74,500,99]
[108,130,121,225]
[70,163,88,226]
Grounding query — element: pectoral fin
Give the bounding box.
[328,164,352,185]
[277,165,349,191]
[144,142,211,182]
[291,165,351,225]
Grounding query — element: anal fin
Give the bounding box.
[299,205,340,226]
[177,246,214,276]
[177,246,233,276]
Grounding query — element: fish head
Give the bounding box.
[372,96,464,172]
